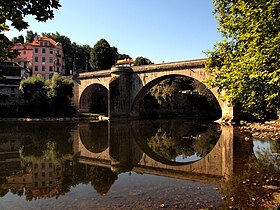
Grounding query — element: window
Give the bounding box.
[42,57,46,62]
[40,42,43,46]
[34,182,38,187]
[42,181,45,187]
[49,66,53,72]
[34,57,38,62]
[42,163,45,169]
[49,57,53,63]
[23,51,26,55]
[50,49,53,54]
[42,66,46,71]
[42,48,46,53]
[34,163,38,169]
[34,66,38,71]
[42,172,45,177]
[49,172,53,177]
[34,173,38,178]
[35,48,38,53]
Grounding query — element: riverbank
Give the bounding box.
[0,114,109,122]
[238,120,280,141]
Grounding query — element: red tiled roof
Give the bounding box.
[30,36,59,47]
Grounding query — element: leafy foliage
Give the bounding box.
[0,0,61,60]
[11,35,24,44]
[19,74,74,116]
[25,30,38,43]
[133,56,153,66]
[0,34,19,61]
[111,46,131,61]
[90,39,116,70]
[149,79,175,105]
[206,0,280,118]
[19,74,46,101]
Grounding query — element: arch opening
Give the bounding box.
[79,84,108,115]
[79,122,108,153]
[132,75,222,120]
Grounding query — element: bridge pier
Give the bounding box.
[109,66,132,118]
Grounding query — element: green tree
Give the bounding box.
[25,30,38,43]
[206,0,280,118]
[19,75,48,115]
[149,79,175,105]
[72,43,91,72]
[19,74,74,116]
[111,46,131,62]
[0,0,61,60]
[90,39,116,71]
[19,75,46,101]
[45,74,74,114]
[11,35,24,44]
[133,56,153,66]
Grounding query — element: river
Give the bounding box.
[0,120,279,209]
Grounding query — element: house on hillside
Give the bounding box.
[12,36,65,79]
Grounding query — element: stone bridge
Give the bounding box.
[73,58,233,120]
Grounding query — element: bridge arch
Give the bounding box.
[131,74,222,120]
[79,83,108,114]
[79,122,108,153]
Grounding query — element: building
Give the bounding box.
[0,61,29,105]
[12,36,64,79]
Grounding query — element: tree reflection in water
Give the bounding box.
[146,122,221,162]
[90,166,118,195]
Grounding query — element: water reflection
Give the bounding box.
[0,120,279,209]
[133,120,221,164]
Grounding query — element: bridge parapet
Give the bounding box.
[131,58,206,73]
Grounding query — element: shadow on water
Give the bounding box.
[0,120,279,209]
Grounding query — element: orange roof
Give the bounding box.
[116,59,134,65]
[30,36,59,47]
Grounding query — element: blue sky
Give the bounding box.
[5,0,222,63]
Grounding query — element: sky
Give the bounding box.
[5,0,222,64]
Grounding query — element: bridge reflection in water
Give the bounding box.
[75,120,234,185]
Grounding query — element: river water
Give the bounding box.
[0,120,279,209]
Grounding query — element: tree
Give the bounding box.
[45,74,74,114]
[111,46,131,62]
[25,30,38,43]
[206,0,280,119]
[19,74,74,116]
[72,43,91,72]
[0,0,61,60]
[11,35,24,44]
[89,39,116,71]
[19,75,46,101]
[133,56,153,66]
